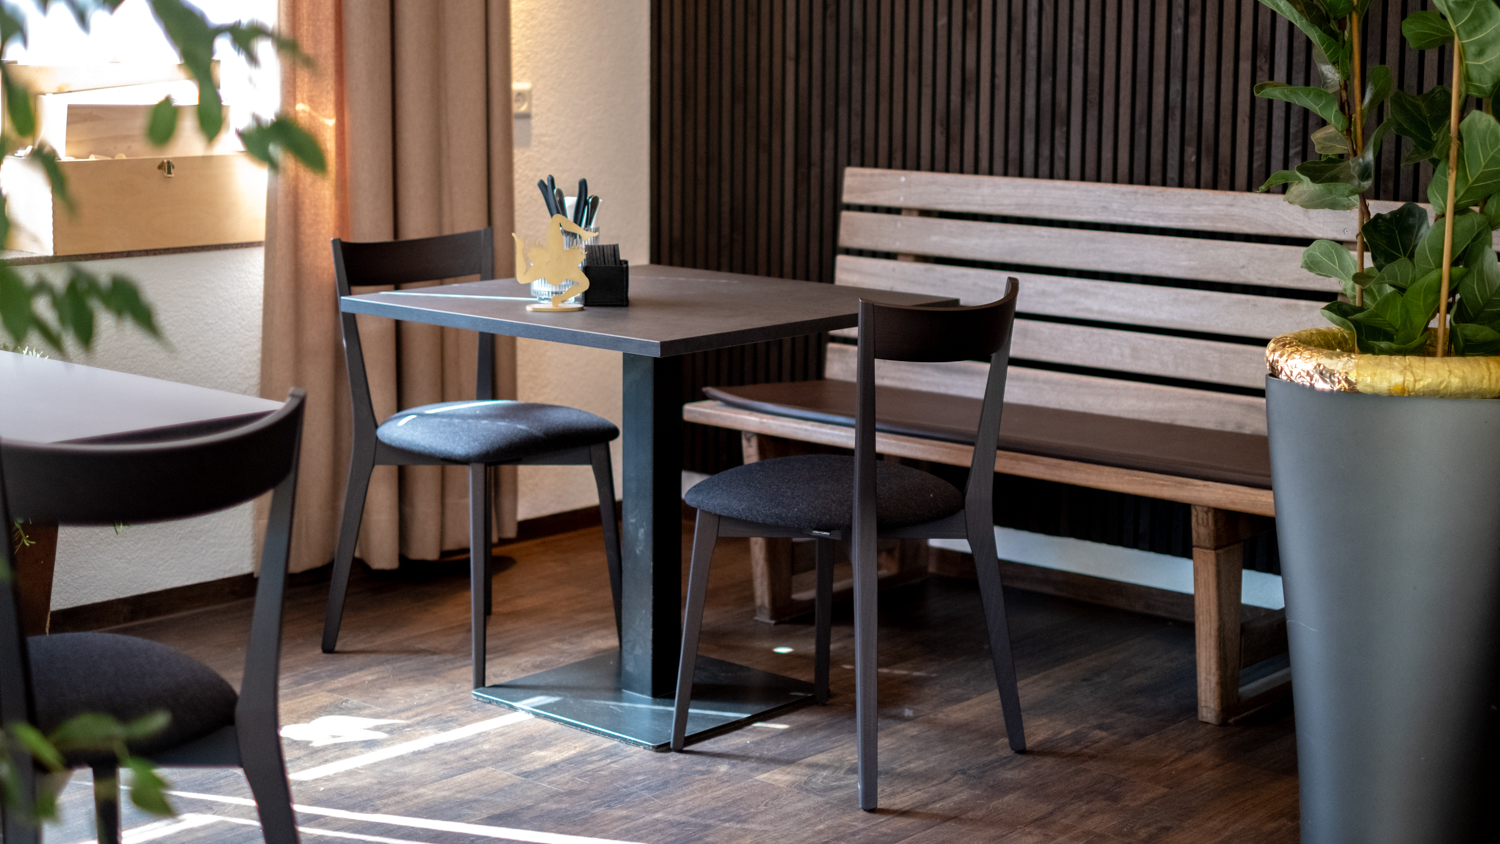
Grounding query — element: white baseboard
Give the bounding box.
[931,527,1284,610]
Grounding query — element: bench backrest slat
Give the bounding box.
[824,346,1270,435]
[838,211,1332,291]
[835,256,1326,339]
[842,168,1411,241]
[833,167,1369,434]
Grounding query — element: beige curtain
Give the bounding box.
[262,0,517,574]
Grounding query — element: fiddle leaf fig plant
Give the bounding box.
[1329,1,1500,356]
[1255,0,1388,306]
[1262,0,1500,357]
[0,0,326,353]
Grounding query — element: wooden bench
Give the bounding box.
[684,167,1397,725]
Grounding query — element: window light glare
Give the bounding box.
[772,646,793,654]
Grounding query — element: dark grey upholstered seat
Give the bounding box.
[376,400,619,464]
[685,454,963,531]
[26,632,238,765]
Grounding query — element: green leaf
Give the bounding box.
[1403,10,1455,50]
[1257,169,1306,192]
[1430,162,1452,215]
[1456,109,1500,207]
[1302,239,1358,286]
[1253,81,1347,130]
[0,267,34,346]
[1363,203,1431,270]
[237,115,327,173]
[147,96,180,147]
[49,712,128,751]
[1258,0,1349,78]
[8,723,65,771]
[1457,233,1500,322]
[1364,332,1433,355]
[1322,300,1363,332]
[1287,179,1362,210]
[1452,321,1500,354]
[123,758,174,816]
[120,711,171,742]
[1311,124,1351,155]
[1363,64,1393,122]
[1,66,36,137]
[1374,257,1419,291]
[1389,87,1452,165]
[1401,266,1447,338]
[29,145,73,212]
[1415,210,1488,275]
[1433,0,1500,99]
[1310,43,1342,92]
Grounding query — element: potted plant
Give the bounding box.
[1258,2,1500,842]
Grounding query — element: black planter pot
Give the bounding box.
[1265,376,1500,843]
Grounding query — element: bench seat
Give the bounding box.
[704,382,1271,490]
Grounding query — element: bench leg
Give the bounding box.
[744,432,799,622]
[1191,505,1290,725]
[1192,507,1243,725]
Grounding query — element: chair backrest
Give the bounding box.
[331,229,497,434]
[0,389,305,749]
[852,284,1019,528]
[834,167,1424,437]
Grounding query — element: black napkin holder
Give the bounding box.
[582,244,629,306]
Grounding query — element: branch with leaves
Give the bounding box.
[1304,0,1500,357]
[0,0,326,352]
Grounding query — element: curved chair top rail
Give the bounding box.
[860,277,1019,363]
[333,228,495,292]
[0,389,305,526]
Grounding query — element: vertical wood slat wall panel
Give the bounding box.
[651,0,1433,569]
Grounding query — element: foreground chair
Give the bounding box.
[321,229,622,688]
[0,390,306,844]
[673,281,1025,810]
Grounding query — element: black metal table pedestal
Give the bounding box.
[473,653,815,750]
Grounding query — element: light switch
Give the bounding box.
[513,82,533,116]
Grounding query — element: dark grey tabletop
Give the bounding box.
[340,264,952,356]
[0,351,282,444]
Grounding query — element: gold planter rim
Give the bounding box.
[1266,327,1500,398]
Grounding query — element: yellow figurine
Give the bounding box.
[514,214,598,311]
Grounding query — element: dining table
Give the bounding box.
[341,264,949,750]
[0,350,284,634]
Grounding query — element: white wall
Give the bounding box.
[510,0,650,520]
[17,247,265,609]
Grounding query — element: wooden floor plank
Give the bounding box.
[41,522,1297,843]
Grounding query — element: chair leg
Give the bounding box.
[469,463,489,690]
[814,538,836,704]
[91,763,120,844]
[968,519,1026,753]
[590,442,623,644]
[1,745,40,844]
[482,465,494,618]
[671,511,720,751]
[239,729,301,844]
[321,444,376,653]
[852,533,880,811]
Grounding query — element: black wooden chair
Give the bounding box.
[672,281,1025,810]
[320,229,623,689]
[0,390,306,844]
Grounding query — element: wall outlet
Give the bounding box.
[513,82,533,116]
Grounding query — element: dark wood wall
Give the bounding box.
[649,0,1441,568]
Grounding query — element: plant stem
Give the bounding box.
[1439,38,1463,358]
[1351,10,1366,306]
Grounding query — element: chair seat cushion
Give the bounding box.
[26,632,238,766]
[377,400,618,464]
[685,454,963,531]
[705,381,1272,490]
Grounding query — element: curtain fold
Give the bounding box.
[262,0,517,574]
